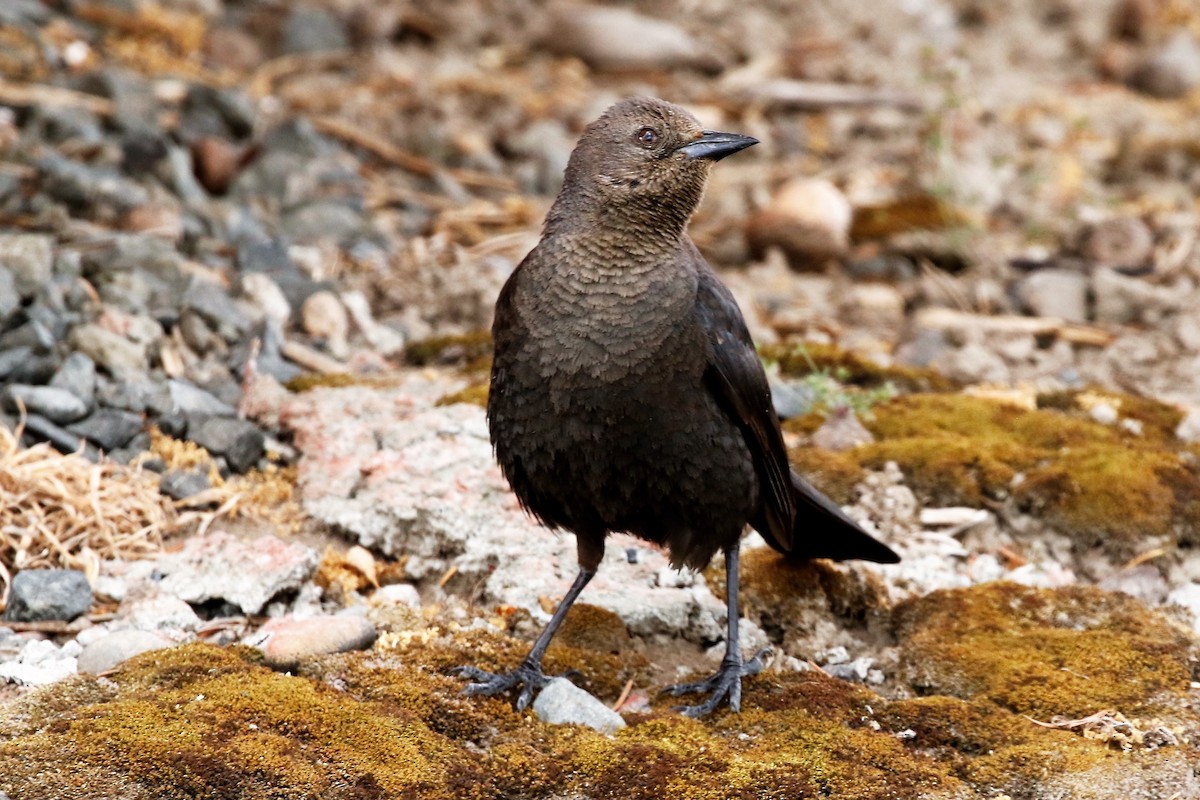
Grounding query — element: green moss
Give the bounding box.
[435,381,489,408]
[763,341,954,393]
[894,582,1194,720]
[2,591,1191,800]
[787,446,867,505]
[404,332,493,371]
[854,394,1200,556]
[285,373,407,393]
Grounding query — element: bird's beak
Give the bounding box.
[675,131,759,161]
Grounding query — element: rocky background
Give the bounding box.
[3,0,1200,797]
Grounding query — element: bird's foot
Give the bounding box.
[661,646,772,718]
[451,660,551,711]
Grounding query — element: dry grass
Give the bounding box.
[0,423,171,607]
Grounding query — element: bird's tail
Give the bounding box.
[761,471,900,564]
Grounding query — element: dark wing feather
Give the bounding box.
[691,247,796,552]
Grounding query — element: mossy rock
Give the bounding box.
[894,582,1195,720]
[763,341,954,393]
[404,331,493,372]
[435,381,489,408]
[854,394,1200,557]
[3,587,1196,800]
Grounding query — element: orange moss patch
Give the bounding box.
[855,394,1200,556]
[404,331,493,372]
[894,582,1195,720]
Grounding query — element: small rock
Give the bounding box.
[3,569,92,622]
[1092,266,1181,324]
[839,283,906,335]
[1167,583,1200,632]
[1098,565,1168,606]
[192,136,245,195]
[2,384,89,424]
[1129,31,1200,99]
[49,352,97,410]
[67,409,143,451]
[0,638,80,685]
[168,379,237,417]
[22,414,97,458]
[1089,402,1119,425]
[281,6,351,54]
[341,290,405,356]
[0,319,55,352]
[811,409,874,452]
[1176,408,1200,442]
[541,4,722,73]
[371,584,421,609]
[182,279,252,342]
[37,153,149,213]
[0,233,53,297]
[0,269,19,326]
[533,677,626,734]
[1081,216,1153,269]
[301,290,349,356]
[118,591,202,634]
[768,375,815,420]
[156,530,319,614]
[158,468,212,501]
[1017,268,1089,322]
[746,178,851,269]
[826,656,874,683]
[239,272,292,326]
[252,614,377,670]
[0,346,33,380]
[77,630,174,674]
[69,323,148,378]
[187,415,265,473]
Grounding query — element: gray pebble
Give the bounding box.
[49,352,97,410]
[281,6,350,54]
[1129,31,1200,99]
[159,468,212,501]
[69,323,148,378]
[0,234,53,298]
[182,279,252,342]
[3,384,89,423]
[3,569,93,622]
[21,414,97,459]
[187,415,264,473]
[0,319,56,352]
[77,629,174,674]
[768,375,816,420]
[1017,268,1089,323]
[168,378,237,417]
[281,200,365,242]
[533,677,626,734]
[0,268,20,325]
[67,409,144,451]
[37,153,150,212]
[0,347,33,380]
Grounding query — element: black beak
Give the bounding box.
[676,130,759,161]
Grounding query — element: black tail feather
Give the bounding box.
[758,471,900,564]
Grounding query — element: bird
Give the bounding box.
[453,97,899,717]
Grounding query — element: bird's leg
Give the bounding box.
[453,566,596,711]
[661,542,771,717]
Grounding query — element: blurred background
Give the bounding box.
[3,4,1200,793]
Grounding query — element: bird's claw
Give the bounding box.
[451,661,552,711]
[661,647,772,717]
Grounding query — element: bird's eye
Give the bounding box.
[636,127,659,146]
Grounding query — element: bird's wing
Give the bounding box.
[689,244,796,552]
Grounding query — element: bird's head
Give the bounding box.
[548,97,758,238]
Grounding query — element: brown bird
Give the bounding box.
[454,97,899,717]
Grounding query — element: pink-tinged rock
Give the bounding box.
[156,530,319,614]
[250,614,377,670]
[279,379,737,647]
